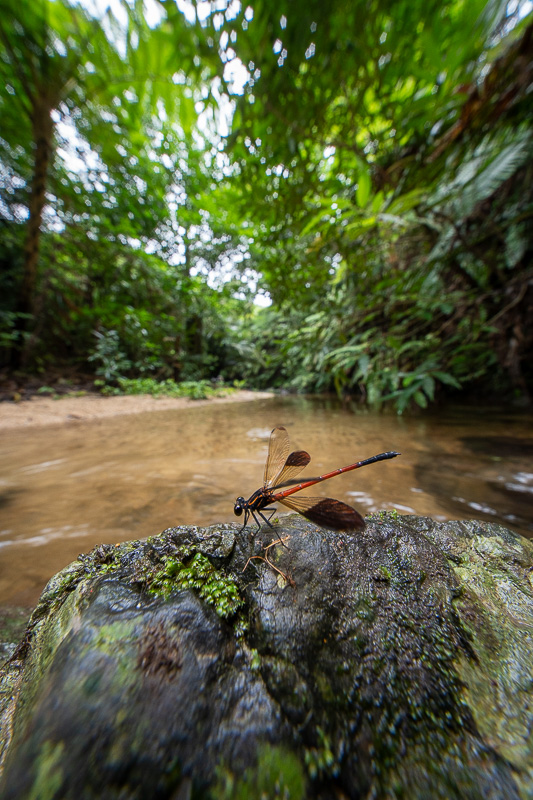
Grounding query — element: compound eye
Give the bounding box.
[234,498,245,517]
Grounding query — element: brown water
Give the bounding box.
[1,395,531,607]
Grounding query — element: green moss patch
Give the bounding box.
[146,552,243,619]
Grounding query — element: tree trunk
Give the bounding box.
[14,96,54,368]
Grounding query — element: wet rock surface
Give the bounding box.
[0,514,532,799]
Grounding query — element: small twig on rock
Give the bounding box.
[243,536,294,586]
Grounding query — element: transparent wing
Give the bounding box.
[264,427,311,488]
[263,426,290,487]
[263,426,311,489]
[277,494,365,531]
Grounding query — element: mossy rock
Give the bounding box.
[0,514,532,799]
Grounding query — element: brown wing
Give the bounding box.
[277,494,365,531]
[271,450,311,488]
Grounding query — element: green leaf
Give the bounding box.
[433,371,462,389]
[414,390,428,408]
[356,167,371,208]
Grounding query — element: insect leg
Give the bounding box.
[250,510,269,530]
[264,507,277,524]
[256,508,276,529]
[257,507,290,549]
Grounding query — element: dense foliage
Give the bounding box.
[1,0,531,409]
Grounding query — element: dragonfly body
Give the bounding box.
[234,426,400,532]
[234,487,278,530]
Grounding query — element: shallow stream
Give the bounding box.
[1,395,531,606]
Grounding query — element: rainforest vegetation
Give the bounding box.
[1,0,532,411]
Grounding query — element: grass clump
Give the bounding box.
[99,377,234,400]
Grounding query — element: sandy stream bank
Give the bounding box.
[0,390,274,431]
